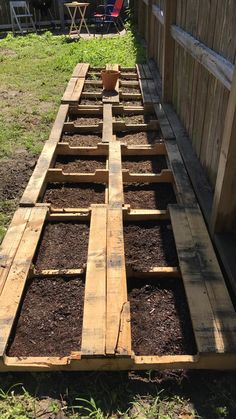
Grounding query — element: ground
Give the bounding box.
[1,29,236,418]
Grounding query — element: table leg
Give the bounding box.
[67,6,79,36]
[78,6,91,36]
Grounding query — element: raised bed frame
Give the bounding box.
[1,63,236,371]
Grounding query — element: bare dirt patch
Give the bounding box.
[122,156,167,173]
[0,152,36,200]
[124,183,176,209]
[117,131,162,145]
[55,156,106,173]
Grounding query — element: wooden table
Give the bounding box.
[65,2,90,37]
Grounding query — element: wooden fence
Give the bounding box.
[136,0,236,236]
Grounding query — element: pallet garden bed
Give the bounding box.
[1,63,236,371]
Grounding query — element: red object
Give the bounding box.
[101,70,120,90]
[94,0,124,33]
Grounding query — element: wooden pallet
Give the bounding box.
[1,63,236,370]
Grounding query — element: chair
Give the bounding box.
[10,1,37,35]
[94,0,124,33]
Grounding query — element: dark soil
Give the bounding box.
[34,222,89,270]
[61,133,102,146]
[117,130,162,145]
[0,152,36,200]
[121,87,140,93]
[83,83,103,93]
[128,277,197,355]
[54,156,106,173]
[7,276,85,357]
[80,96,102,106]
[43,183,105,208]
[116,114,157,124]
[124,183,176,209]
[122,156,167,173]
[69,116,103,125]
[121,99,143,106]
[124,220,178,270]
[121,75,138,80]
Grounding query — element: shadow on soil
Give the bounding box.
[0,370,236,418]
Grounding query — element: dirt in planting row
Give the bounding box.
[69,116,103,125]
[54,156,106,173]
[122,156,167,173]
[7,276,85,357]
[129,277,197,355]
[80,98,103,105]
[0,152,37,200]
[121,100,143,106]
[42,183,106,208]
[83,84,103,93]
[34,222,89,270]
[124,183,176,210]
[120,87,140,93]
[117,130,162,145]
[61,133,102,147]
[116,114,157,124]
[124,220,178,271]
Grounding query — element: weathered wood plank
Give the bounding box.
[20,105,69,206]
[106,208,131,355]
[171,24,233,90]
[0,207,48,356]
[170,205,236,353]
[81,205,107,356]
[102,104,113,142]
[0,208,32,295]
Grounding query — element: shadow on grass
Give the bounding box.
[0,370,236,417]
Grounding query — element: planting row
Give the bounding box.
[6,217,197,358]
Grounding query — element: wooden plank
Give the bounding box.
[211,62,236,233]
[56,143,108,156]
[106,208,131,355]
[165,140,197,205]
[0,207,48,357]
[136,64,146,79]
[170,205,236,353]
[72,63,90,78]
[122,170,174,183]
[20,105,69,206]
[139,79,152,104]
[46,169,108,183]
[81,205,107,356]
[162,0,177,102]
[146,79,160,103]
[61,76,86,104]
[121,143,167,156]
[102,104,113,142]
[171,24,233,90]
[109,142,124,206]
[153,103,175,139]
[0,208,32,295]
[184,206,236,352]
[2,353,236,371]
[152,4,164,25]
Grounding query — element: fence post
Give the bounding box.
[162,0,177,103]
[211,61,236,235]
[147,0,154,58]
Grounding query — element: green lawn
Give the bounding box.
[0,29,236,419]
